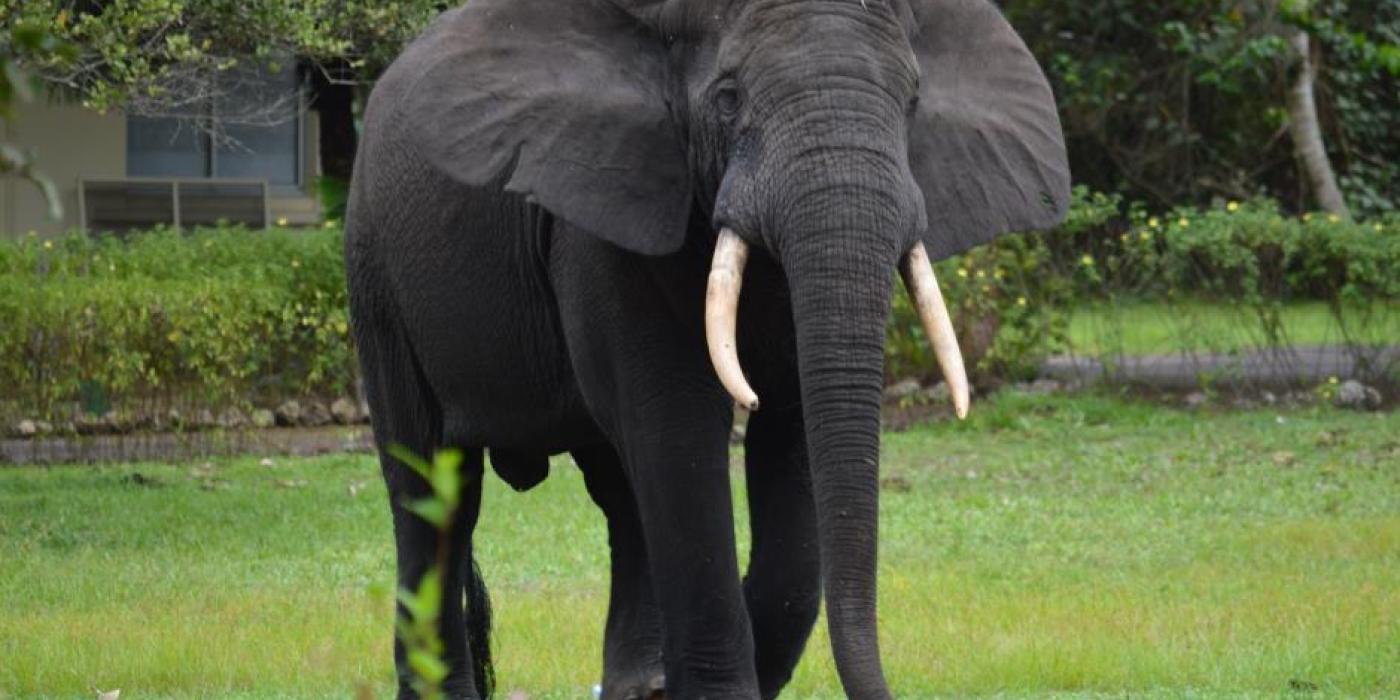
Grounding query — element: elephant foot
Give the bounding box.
[601,671,665,700]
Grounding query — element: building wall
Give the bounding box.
[1,97,323,238]
[1,98,126,238]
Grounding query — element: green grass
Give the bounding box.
[2,393,1398,699]
[1066,300,1400,356]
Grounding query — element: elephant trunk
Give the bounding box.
[785,232,896,700]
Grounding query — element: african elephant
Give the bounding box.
[345,0,1068,697]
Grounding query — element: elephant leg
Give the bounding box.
[383,444,490,700]
[620,412,757,700]
[573,444,666,700]
[357,317,491,699]
[552,229,758,699]
[742,406,821,699]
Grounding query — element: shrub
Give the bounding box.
[3,196,1395,428]
[886,188,1400,388]
[0,226,353,425]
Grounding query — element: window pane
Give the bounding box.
[127,117,208,178]
[214,63,300,186]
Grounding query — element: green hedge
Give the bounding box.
[2,195,1396,425]
[0,226,353,423]
[891,189,1400,386]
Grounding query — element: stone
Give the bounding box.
[251,408,276,429]
[920,382,952,404]
[884,378,923,402]
[330,397,360,425]
[16,419,38,437]
[1334,380,1382,411]
[1016,379,1063,395]
[303,401,333,427]
[275,400,303,427]
[217,407,249,429]
[193,409,217,429]
[1184,392,1208,409]
[35,420,54,435]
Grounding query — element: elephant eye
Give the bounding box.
[715,85,741,119]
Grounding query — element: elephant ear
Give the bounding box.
[907,0,1071,260]
[394,0,689,255]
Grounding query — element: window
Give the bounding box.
[127,63,303,191]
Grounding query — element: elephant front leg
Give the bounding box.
[622,413,760,700]
[743,406,821,699]
[384,446,490,700]
[573,445,666,700]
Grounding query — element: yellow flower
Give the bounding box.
[957,268,969,278]
[993,269,1004,280]
[1375,224,1385,233]
[1303,213,1314,222]
[291,258,302,268]
[1080,254,1094,267]
[1016,296,1027,307]
[1177,217,1190,228]
[1148,217,1160,228]
[43,240,53,250]
[1327,214,1341,224]
[1119,233,1128,242]
[323,220,338,229]
[1328,376,1339,385]
[276,217,289,227]
[975,270,986,279]
[1140,231,1151,241]
[1227,201,1240,212]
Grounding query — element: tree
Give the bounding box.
[1,21,74,220]
[1,0,448,213]
[1283,24,1349,217]
[1003,0,1399,215]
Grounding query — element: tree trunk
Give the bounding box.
[1285,29,1350,218]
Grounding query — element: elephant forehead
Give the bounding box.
[719,0,918,82]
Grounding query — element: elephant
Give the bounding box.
[344,0,1069,697]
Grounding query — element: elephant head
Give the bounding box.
[397,0,1068,695]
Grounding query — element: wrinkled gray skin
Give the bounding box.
[345,0,1068,698]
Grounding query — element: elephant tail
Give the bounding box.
[467,553,494,698]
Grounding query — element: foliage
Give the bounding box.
[886,186,1400,386]
[0,0,445,119]
[0,20,73,218]
[386,446,469,700]
[3,396,1398,697]
[1005,0,1400,216]
[4,197,1395,423]
[0,226,353,424]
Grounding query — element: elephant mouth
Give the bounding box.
[704,227,970,419]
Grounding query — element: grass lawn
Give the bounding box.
[2,393,1398,699]
[1066,300,1400,356]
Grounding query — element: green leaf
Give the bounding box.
[387,443,433,480]
[429,449,463,505]
[404,497,449,529]
[407,649,448,684]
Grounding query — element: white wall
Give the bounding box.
[0,97,127,237]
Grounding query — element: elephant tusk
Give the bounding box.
[705,228,760,411]
[900,242,970,420]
